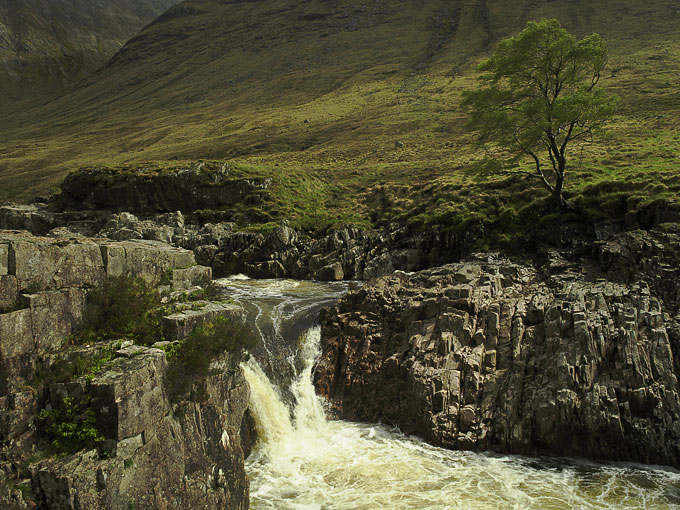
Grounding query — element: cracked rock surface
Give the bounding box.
[316,229,680,467]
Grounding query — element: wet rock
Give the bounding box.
[315,263,344,281]
[316,250,680,467]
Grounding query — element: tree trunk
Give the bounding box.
[552,166,574,211]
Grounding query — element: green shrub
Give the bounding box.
[80,276,163,345]
[38,395,104,455]
[172,316,255,376]
[165,316,256,398]
[32,343,118,389]
[84,348,116,382]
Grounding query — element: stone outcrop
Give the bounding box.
[32,346,250,510]
[0,228,252,509]
[162,301,244,341]
[59,165,272,213]
[206,222,448,281]
[316,229,680,468]
[0,230,201,289]
[0,204,459,282]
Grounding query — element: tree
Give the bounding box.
[461,19,619,210]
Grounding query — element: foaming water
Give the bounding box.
[244,328,680,510]
[215,276,357,379]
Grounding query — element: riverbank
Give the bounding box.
[1,169,679,507]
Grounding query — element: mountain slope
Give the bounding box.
[0,0,180,104]
[0,0,678,231]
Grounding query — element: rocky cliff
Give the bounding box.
[0,201,461,282]
[0,230,252,509]
[32,344,250,510]
[315,226,680,467]
[58,165,272,213]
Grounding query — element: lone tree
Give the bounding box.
[462,19,619,210]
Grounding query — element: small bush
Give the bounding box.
[165,316,256,398]
[32,343,117,389]
[38,395,104,455]
[171,316,256,376]
[80,276,163,345]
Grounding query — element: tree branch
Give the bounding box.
[559,120,577,156]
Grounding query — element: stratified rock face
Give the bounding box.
[0,228,250,509]
[32,347,250,510]
[0,229,210,446]
[316,243,680,467]
[59,165,272,213]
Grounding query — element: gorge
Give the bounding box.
[0,0,679,507]
[0,160,679,508]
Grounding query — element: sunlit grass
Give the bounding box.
[0,0,678,242]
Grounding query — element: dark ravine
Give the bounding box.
[315,226,680,467]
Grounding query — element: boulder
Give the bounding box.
[162,302,244,341]
[315,263,344,281]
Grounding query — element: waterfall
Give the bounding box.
[243,327,680,510]
[216,276,680,510]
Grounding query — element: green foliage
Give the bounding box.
[80,276,163,346]
[172,316,256,376]
[38,395,104,455]
[84,348,116,382]
[165,316,256,398]
[462,19,620,208]
[32,343,118,389]
[160,269,174,286]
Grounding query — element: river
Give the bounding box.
[215,277,680,510]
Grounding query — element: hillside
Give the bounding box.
[0,0,678,235]
[0,0,180,104]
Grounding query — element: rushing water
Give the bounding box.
[216,277,680,510]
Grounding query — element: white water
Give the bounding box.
[244,328,680,510]
[217,276,680,510]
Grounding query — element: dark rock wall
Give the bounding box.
[59,166,272,213]
[316,230,680,467]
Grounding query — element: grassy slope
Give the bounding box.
[0,0,678,237]
[0,0,180,104]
